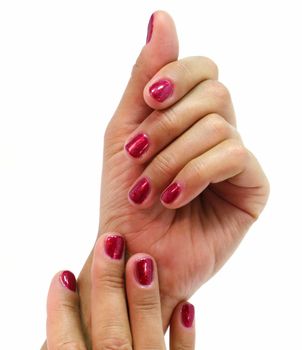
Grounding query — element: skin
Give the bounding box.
[46,234,195,349]
[42,10,269,349]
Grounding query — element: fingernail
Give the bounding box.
[161,182,181,204]
[146,13,154,44]
[105,235,125,260]
[149,79,174,103]
[181,302,195,328]
[135,258,154,286]
[60,270,77,292]
[129,177,150,204]
[125,133,149,158]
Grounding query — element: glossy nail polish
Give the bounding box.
[129,177,150,204]
[181,302,195,328]
[105,235,125,260]
[161,182,181,204]
[60,270,77,292]
[125,133,149,158]
[135,258,154,286]
[146,13,154,44]
[149,79,174,102]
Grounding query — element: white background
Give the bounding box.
[0,1,301,349]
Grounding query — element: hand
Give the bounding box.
[75,9,269,337]
[46,233,195,350]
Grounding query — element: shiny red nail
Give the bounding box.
[146,13,154,44]
[181,302,195,328]
[60,270,77,292]
[135,258,154,286]
[125,133,149,158]
[161,182,181,204]
[129,177,150,204]
[149,79,174,102]
[105,235,125,260]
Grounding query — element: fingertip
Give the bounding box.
[170,301,195,350]
[145,10,179,52]
[91,234,126,284]
[46,271,86,349]
[126,253,158,288]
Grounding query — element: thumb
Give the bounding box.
[110,10,179,128]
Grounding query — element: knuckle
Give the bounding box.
[97,273,124,291]
[228,140,249,162]
[131,60,153,82]
[57,340,85,350]
[133,293,160,314]
[157,107,180,136]
[198,56,219,78]
[54,300,79,315]
[152,151,178,178]
[207,114,232,139]
[204,80,231,105]
[174,344,194,350]
[96,337,132,350]
[92,265,124,291]
[176,59,194,79]
[189,158,207,181]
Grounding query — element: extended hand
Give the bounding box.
[76,10,269,340]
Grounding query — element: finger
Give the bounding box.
[126,254,165,349]
[108,10,179,132]
[144,56,218,110]
[46,271,86,350]
[160,139,266,216]
[170,301,195,350]
[91,233,132,349]
[127,113,239,206]
[124,80,236,162]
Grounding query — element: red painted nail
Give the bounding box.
[125,133,149,158]
[149,79,174,103]
[181,302,195,328]
[135,258,154,286]
[129,177,150,204]
[60,271,77,292]
[105,235,125,260]
[146,13,154,44]
[161,182,181,204]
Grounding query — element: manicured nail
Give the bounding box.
[125,133,149,158]
[161,182,181,204]
[149,79,174,103]
[135,258,154,286]
[181,302,195,328]
[129,177,150,204]
[146,13,154,44]
[60,270,77,292]
[105,235,125,260]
